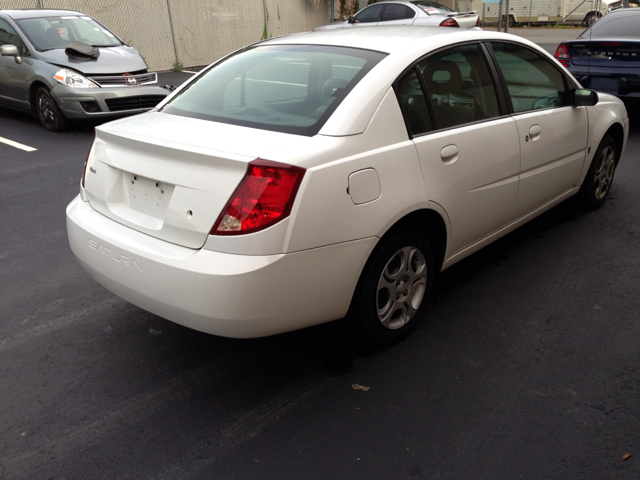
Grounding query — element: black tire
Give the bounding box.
[583,12,599,27]
[578,135,617,210]
[35,86,68,132]
[350,230,434,347]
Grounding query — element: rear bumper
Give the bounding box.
[570,67,640,98]
[66,195,376,338]
[52,83,169,120]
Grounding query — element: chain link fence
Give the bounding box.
[0,0,331,71]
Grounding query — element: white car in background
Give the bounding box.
[67,26,628,346]
[315,0,479,30]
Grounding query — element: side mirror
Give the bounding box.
[0,44,22,64]
[348,16,357,23]
[572,88,598,107]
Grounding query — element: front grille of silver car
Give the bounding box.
[89,72,158,87]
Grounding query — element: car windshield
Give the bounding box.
[16,15,122,51]
[580,12,640,38]
[413,1,454,13]
[162,44,387,136]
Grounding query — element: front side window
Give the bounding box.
[0,18,28,55]
[418,44,500,130]
[354,4,384,22]
[380,4,415,21]
[16,16,122,51]
[163,45,386,136]
[490,42,568,113]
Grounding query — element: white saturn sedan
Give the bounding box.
[66,26,628,346]
[314,0,479,31]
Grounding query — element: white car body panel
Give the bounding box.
[67,197,377,337]
[412,116,521,256]
[67,26,629,338]
[510,106,588,219]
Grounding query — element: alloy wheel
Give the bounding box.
[593,144,615,200]
[376,246,427,330]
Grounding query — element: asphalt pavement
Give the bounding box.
[1,32,639,479]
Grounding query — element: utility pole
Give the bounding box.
[505,0,509,32]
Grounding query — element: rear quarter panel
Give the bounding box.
[283,88,429,253]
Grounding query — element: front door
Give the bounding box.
[489,42,588,220]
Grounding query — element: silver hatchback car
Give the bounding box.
[0,9,169,131]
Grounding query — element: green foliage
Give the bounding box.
[278,4,281,21]
[172,61,184,72]
[260,23,267,40]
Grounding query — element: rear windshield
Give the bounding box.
[580,12,640,38]
[16,15,123,51]
[162,44,387,136]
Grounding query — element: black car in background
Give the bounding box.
[555,8,640,99]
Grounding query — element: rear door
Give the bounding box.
[398,43,520,256]
[489,42,588,220]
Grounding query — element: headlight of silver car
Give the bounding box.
[53,68,98,88]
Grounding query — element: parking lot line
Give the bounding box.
[0,136,37,152]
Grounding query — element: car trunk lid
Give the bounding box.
[568,39,640,68]
[83,112,308,249]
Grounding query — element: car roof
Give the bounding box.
[263,26,520,56]
[0,9,84,20]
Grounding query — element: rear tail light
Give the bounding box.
[211,159,305,235]
[439,18,459,27]
[554,43,571,67]
[476,18,481,27]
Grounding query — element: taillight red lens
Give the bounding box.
[554,44,570,67]
[439,18,459,27]
[211,159,305,235]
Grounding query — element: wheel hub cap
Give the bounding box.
[376,246,427,330]
[593,145,615,200]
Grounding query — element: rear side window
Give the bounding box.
[163,45,386,136]
[397,69,433,136]
[490,42,568,112]
[381,4,415,21]
[418,44,500,130]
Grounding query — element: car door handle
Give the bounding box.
[440,144,458,164]
[528,124,541,141]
